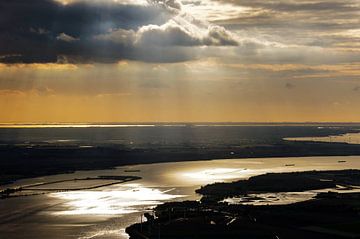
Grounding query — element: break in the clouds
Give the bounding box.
[0,0,239,63]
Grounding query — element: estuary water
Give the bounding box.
[1,155,360,239]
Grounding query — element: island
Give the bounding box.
[126,170,360,239]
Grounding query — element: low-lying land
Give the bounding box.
[1,125,360,185]
[126,170,360,239]
[2,141,360,185]
[197,170,360,202]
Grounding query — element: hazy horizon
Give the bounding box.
[2,121,360,125]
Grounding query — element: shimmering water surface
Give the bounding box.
[1,156,360,239]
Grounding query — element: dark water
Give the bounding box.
[0,124,357,148]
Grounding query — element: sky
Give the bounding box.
[0,0,359,123]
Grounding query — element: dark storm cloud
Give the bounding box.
[0,0,238,64]
[0,1,157,63]
[0,0,173,63]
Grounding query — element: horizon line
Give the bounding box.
[1,122,360,125]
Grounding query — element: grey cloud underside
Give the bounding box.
[215,0,358,12]
[213,0,359,32]
[0,0,238,64]
[0,0,167,63]
[212,0,359,50]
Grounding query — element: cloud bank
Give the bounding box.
[0,0,238,64]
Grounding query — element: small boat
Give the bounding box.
[285,164,295,167]
[124,169,141,173]
[338,160,346,163]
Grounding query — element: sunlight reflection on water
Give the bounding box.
[181,168,252,183]
[50,184,185,216]
[78,229,127,239]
